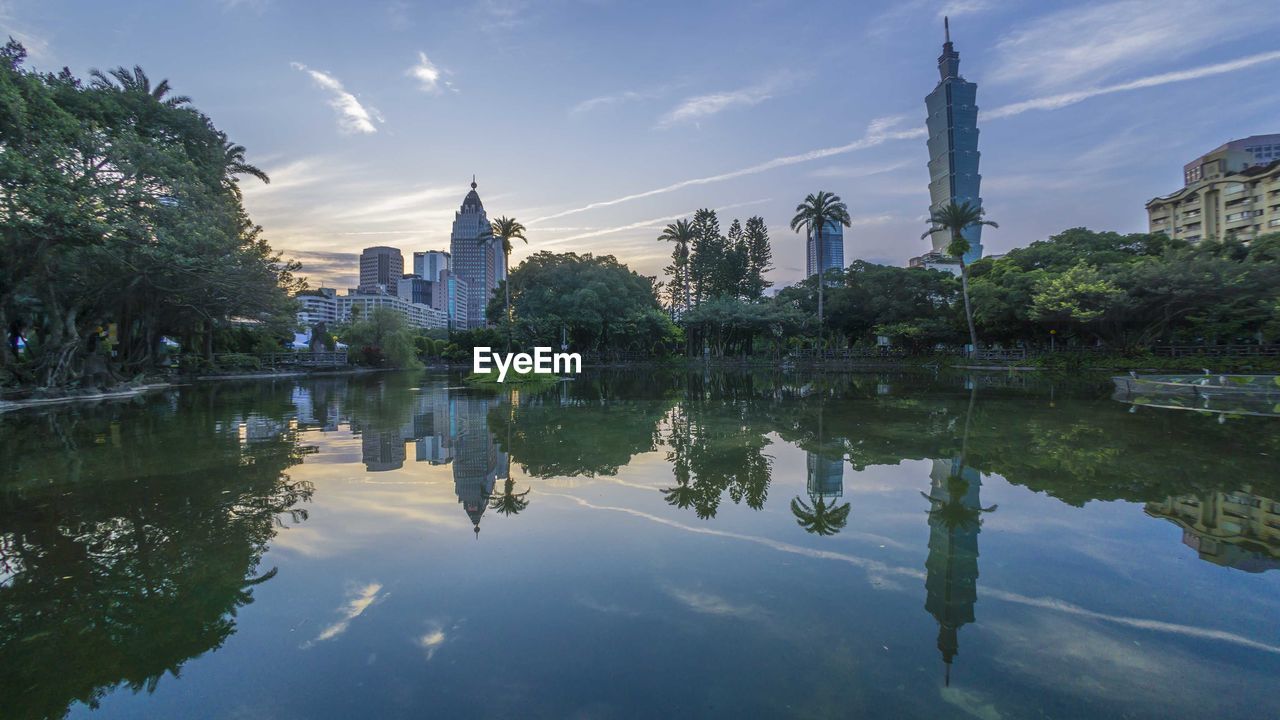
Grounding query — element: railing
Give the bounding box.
[213,351,349,368]
[973,348,1027,362]
[789,348,910,360]
[1152,345,1280,358]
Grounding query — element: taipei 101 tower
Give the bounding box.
[924,18,984,264]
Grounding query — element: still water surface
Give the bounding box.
[2,370,1279,719]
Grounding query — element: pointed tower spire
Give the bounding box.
[471,174,477,190]
[938,16,960,80]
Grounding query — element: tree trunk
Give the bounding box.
[816,226,825,353]
[959,259,979,359]
[504,251,512,352]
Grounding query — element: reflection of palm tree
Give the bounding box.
[662,475,697,511]
[487,477,530,516]
[790,495,851,536]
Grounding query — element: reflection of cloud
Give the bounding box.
[546,494,1280,656]
[666,587,762,619]
[305,582,384,647]
[940,686,1003,720]
[417,624,447,660]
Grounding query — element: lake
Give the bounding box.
[2,369,1278,719]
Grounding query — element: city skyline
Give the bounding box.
[8,0,1280,289]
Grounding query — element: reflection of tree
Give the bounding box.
[790,397,851,536]
[661,405,772,519]
[488,477,531,517]
[0,386,312,720]
[790,495,851,536]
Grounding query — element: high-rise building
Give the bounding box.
[806,221,845,278]
[921,18,983,265]
[1146,134,1280,244]
[358,246,404,296]
[448,178,503,329]
[414,250,450,282]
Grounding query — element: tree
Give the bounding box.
[341,307,421,369]
[790,191,851,348]
[689,209,726,304]
[88,64,191,106]
[478,216,528,351]
[658,219,695,316]
[922,201,998,358]
[743,216,774,300]
[487,478,530,516]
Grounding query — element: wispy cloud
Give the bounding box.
[810,160,913,179]
[407,51,454,93]
[992,0,1274,91]
[291,62,382,134]
[536,199,771,244]
[571,90,646,115]
[657,77,788,128]
[530,48,1280,224]
[984,48,1280,120]
[0,1,50,61]
[530,117,921,223]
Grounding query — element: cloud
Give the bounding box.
[991,0,1273,91]
[0,1,50,61]
[291,62,382,134]
[529,48,1280,224]
[304,582,384,646]
[810,160,913,179]
[417,623,448,660]
[938,0,992,18]
[571,90,646,115]
[407,52,447,93]
[537,199,770,244]
[666,587,763,618]
[658,77,786,128]
[529,116,921,223]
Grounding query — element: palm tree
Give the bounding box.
[790,495,851,536]
[89,65,191,107]
[657,219,695,315]
[477,216,528,350]
[790,191,851,351]
[222,141,270,185]
[921,201,998,359]
[487,477,530,517]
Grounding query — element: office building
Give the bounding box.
[358,246,404,296]
[414,251,450,283]
[335,292,448,330]
[806,221,845,278]
[449,178,503,328]
[398,274,434,306]
[296,288,339,327]
[1146,134,1280,243]
[916,18,984,268]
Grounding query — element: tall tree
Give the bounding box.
[689,208,725,304]
[657,219,695,315]
[88,64,190,107]
[790,191,851,348]
[743,216,774,300]
[922,201,998,358]
[478,215,528,351]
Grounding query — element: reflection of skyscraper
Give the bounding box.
[923,457,984,685]
[1145,489,1280,573]
[451,393,509,536]
[806,451,844,499]
[362,427,406,472]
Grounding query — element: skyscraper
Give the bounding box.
[358,246,404,296]
[448,178,503,329]
[924,18,983,264]
[806,220,845,278]
[413,250,450,282]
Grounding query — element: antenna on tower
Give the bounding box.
[944,16,950,43]
[471,174,477,190]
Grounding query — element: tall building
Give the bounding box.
[921,18,984,265]
[1145,487,1280,573]
[448,178,503,329]
[806,221,845,278]
[1146,134,1280,243]
[358,246,404,296]
[414,250,450,282]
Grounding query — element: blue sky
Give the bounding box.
[5,0,1280,289]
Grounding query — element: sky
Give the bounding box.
[5,0,1280,290]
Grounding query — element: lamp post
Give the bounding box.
[1050,328,1056,352]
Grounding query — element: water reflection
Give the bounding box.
[4,370,1279,718]
[0,384,313,720]
[1145,488,1280,573]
